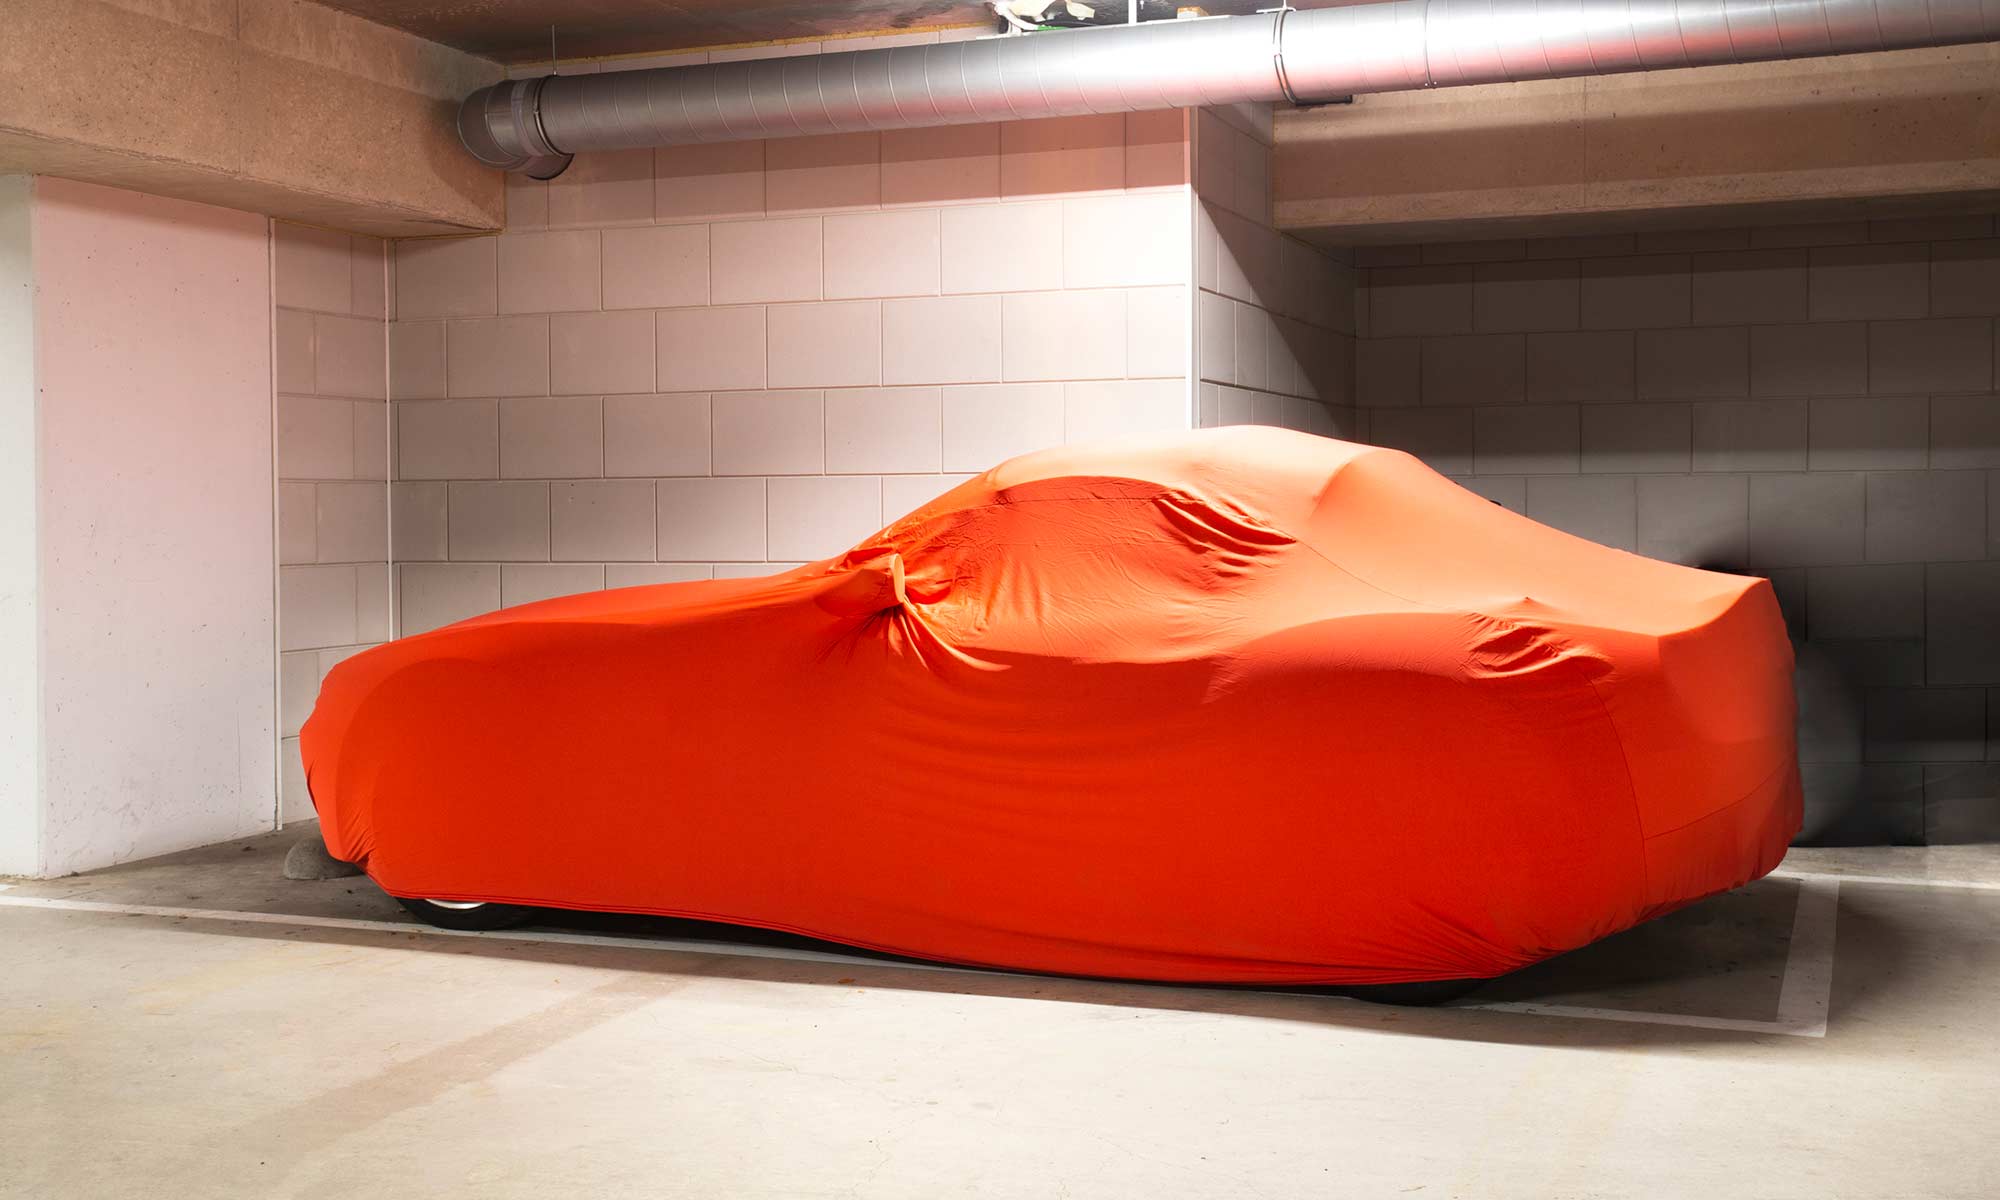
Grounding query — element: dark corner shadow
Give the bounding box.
[151,876,1901,1052]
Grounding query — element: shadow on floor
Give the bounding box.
[9,824,1923,1051]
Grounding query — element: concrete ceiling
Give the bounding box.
[305,0,1286,64]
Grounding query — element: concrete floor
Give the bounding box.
[3,828,1997,1199]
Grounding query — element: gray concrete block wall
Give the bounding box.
[1353,218,2000,845]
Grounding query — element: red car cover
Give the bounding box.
[304,428,1800,985]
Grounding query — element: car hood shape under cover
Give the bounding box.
[304,428,1801,985]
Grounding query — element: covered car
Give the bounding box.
[302,427,1800,988]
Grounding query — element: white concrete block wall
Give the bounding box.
[274,222,390,824]
[388,101,1196,636]
[1190,107,1358,434]
[1352,218,2000,844]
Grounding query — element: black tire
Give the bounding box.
[1336,977,1487,1006]
[395,896,537,931]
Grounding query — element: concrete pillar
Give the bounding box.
[0,177,278,878]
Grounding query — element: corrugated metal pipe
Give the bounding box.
[461,0,2000,178]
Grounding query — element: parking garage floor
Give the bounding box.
[3,826,1996,1199]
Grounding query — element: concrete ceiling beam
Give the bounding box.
[0,0,505,237]
[1274,45,2000,247]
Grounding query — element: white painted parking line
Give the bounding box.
[1774,868,2000,892]
[1459,876,1840,1038]
[0,879,1845,1038]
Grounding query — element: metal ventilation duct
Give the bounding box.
[460,0,2000,178]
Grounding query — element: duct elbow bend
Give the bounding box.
[458,79,574,180]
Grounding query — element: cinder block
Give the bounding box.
[389,321,446,401]
[1691,249,1807,326]
[1864,471,1987,563]
[1196,290,1236,386]
[314,315,386,401]
[711,390,823,475]
[396,236,496,320]
[1637,229,1748,254]
[1356,337,1421,408]
[1233,302,1272,392]
[549,148,655,227]
[941,201,1062,295]
[551,481,655,562]
[1691,399,1807,472]
[656,140,765,223]
[1525,475,1635,550]
[1746,472,1864,567]
[882,123,1001,207]
[398,563,501,635]
[1795,762,1923,846]
[356,565,392,643]
[1800,637,1925,689]
[1750,322,1868,398]
[354,405,389,483]
[1751,222,1867,250]
[496,230,601,314]
[501,563,604,607]
[602,393,708,477]
[447,481,550,562]
[1000,113,1124,199]
[710,216,822,304]
[941,383,1065,472]
[276,307,315,395]
[279,395,355,481]
[396,399,497,481]
[1795,648,1864,763]
[1421,334,1525,406]
[1924,765,2000,843]
[1372,408,1473,475]
[1064,380,1186,444]
[826,388,943,474]
[1809,244,1929,321]
[768,301,882,389]
[390,481,447,562]
[1926,561,2000,685]
[1425,239,1525,265]
[498,397,601,480]
[1001,290,1126,382]
[602,224,708,310]
[1581,403,1690,473]
[1472,260,1579,333]
[1473,405,1579,475]
[1869,318,1994,395]
[1866,687,1987,762]
[825,209,942,299]
[656,477,765,561]
[767,475,882,561]
[275,223,352,314]
[1635,474,1748,566]
[1931,395,2000,469]
[1581,255,1690,329]
[279,651,320,739]
[552,310,655,396]
[1369,265,1473,337]
[279,565,357,652]
[1930,239,2000,317]
[278,481,316,565]
[1127,108,1188,191]
[315,482,387,564]
[1126,287,1188,381]
[1806,564,1924,639]
[656,306,766,392]
[1807,396,1927,471]
[1870,215,1992,243]
[1525,331,1634,404]
[446,316,550,398]
[1636,326,1749,399]
[882,295,1003,386]
[1062,193,1186,289]
[1214,209,1279,308]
